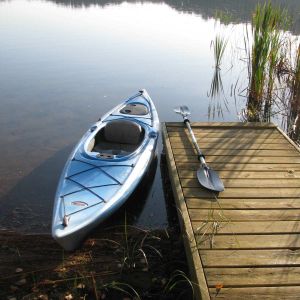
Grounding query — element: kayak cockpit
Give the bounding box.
[87,120,145,157]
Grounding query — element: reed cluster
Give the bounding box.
[246,2,288,122]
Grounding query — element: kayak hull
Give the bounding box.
[51,90,159,250]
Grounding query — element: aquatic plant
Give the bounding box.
[193,199,231,249]
[163,269,195,299]
[246,2,289,121]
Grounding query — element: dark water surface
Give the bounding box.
[1,0,300,233]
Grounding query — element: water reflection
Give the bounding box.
[1,0,300,233]
[0,145,74,233]
[41,0,300,34]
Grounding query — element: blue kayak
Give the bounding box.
[52,90,159,250]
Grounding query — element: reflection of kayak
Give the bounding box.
[52,90,159,250]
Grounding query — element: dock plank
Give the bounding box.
[167,131,283,139]
[208,286,300,300]
[196,234,300,249]
[172,148,299,157]
[171,142,294,150]
[176,162,300,171]
[166,122,276,128]
[193,221,300,234]
[190,208,300,221]
[170,136,289,144]
[200,249,300,267]
[181,178,300,188]
[205,267,300,287]
[178,170,300,179]
[175,155,300,164]
[184,187,300,198]
[186,198,300,209]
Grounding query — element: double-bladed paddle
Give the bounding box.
[174,105,225,192]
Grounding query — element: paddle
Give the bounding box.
[174,106,225,192]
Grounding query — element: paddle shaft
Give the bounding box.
[183,118,206,166]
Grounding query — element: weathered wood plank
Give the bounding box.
[208,286,300,300]
[162,124,210,299]
[171,142,294,150]
[205,267,300,287]
[178,170,300,179]
[167,127,276,133]
[200,249,300,267]
[172,148,299,157]
[167,131,282,139]
[166,122,276,128]
[193,221,300,234]
[196,234,300,249]
[181,178,300,188]
[184,187,300,199]
[175,155,300,164]
[170,136,288,144]
[186,198,300,209]
[190,209,300,221]
[176,162,300,171]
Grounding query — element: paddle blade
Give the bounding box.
[197,167,225,192]
[174,105,191,118]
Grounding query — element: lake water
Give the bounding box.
[1,0,300,233]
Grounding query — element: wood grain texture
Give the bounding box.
[184,187,300,198]
[176,162,300,171]
[178,170,300,179]
[200,249,300,267]
[209,286,300,300]
[170,136,289,144]
[193,221,300,234]
[205,267,300,287]
[175,155,300,164]
[172,148,299,157]
[181,178,300,188]
[166,122,276,128]
[196,234,300,249]
[189,208,300,221]
[186,197,300,209]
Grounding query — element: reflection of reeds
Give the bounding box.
[288,45,300,142]
[246,2,288,121]
[213,35,228,69]
[208,35,229,118]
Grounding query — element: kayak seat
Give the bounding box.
[92,120,144,155]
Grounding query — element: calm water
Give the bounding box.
[1,0,300,233]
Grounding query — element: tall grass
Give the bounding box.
[246,2,289,121]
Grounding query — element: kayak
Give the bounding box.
[52,90,159,250]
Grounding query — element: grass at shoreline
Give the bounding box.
[0,227,192,300]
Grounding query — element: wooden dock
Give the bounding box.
[162,122,300,300]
